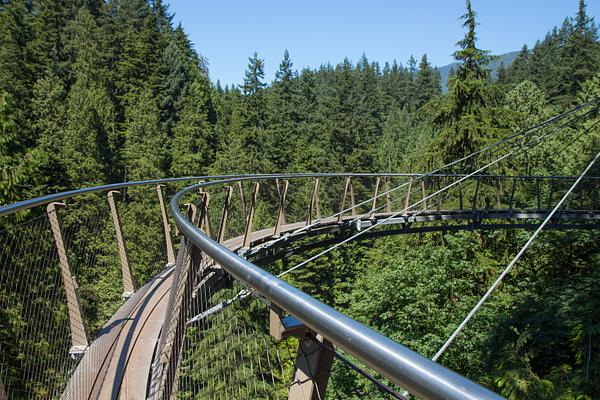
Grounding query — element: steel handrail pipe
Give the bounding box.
[2,172,597,218]
[171,178,504,400]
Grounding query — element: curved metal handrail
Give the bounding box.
[171,176,505,400]
[2,172,596,217]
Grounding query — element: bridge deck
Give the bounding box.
[63,209,599,399]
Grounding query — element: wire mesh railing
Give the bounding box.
[0,180,201,399]
[0,171,598,399]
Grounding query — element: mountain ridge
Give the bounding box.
[437,51,519,92]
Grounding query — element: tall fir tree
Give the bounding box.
[414,54,442,108]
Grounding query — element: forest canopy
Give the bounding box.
[1,0,600,398]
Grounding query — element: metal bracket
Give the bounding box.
[269,304,308,342]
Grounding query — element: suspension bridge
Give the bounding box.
[1,100,599,400]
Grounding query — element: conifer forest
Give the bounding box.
[1,0,600,399]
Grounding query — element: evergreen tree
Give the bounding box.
[556,0,599,104]
[506,44,531,84]
[241,51,267,129]
[61,78,113,186]
[171,72,215,176]
[212,52,270,173]
[429,0,509,166]
[268,50,299,171]
[29,74,68,195]
[0,91,25,204]
[496,62,507,84]
[414,54,442,108]
[122,88,168,180]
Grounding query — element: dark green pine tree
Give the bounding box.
[556,0,599,104]
[241,52,267,129]
[349,54,381,171]
[60,7,114,186]
[29,73,69,196]
[496,62,507,84]
[429,0,510,167]
[414,54,442,108]
[159,25,198,137]
[171,68,215,177]
[123,88,168,180]
[0,90,25,204]
[212,52,271,173]
[506,44,531,84]
[326,57,357,170]
[267,50,299,171]
[291,68,330,172]
[0,0,35,151]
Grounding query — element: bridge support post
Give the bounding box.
[370,177,380,218]
[269,305,334,400]
[307,178,321,226]
[508,178,517,212]
[107,191,135,298]
[421,180,427,210]
[288,334,334,400]
[472,178,480,211]
[217,186,233,243]
[338,177,352,223]
[156,184,176,265]
[274,180,289,237]
[199,191,211,237]
[404,178,413,216]
[184,203,198,226]
[243,182,260,248]
[46,202,88,357]
[385,177,392,213]
[238,181,248,221]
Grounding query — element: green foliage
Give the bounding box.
[0,0,599,398]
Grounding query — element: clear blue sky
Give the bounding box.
[167,0,599,87]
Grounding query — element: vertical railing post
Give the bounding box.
[288,335,334,400]
[458,181,464,210]
[307,178,321,226]
[370,177,381,218]
[495,178,501,208]
[536,178,541,210]
[404,178,413,216]
[199,191,211,237]
[437,177,443,212]
[243,182,260,249]
[274,180,289,237]
[156,184,176,265]
[184,203,198,226]
[385,177,392,213]
[421,180,427,211]
[238,181,248,222]
[546,181,555,211]
[350,179,357,216]
[107,191,135,298]
[472,177,480,211]
[338,177,351,223]
[508,178,517,212]
[217,186,233,243]
[46,202,88,357]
